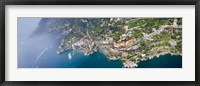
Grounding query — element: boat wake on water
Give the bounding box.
[32,48,48,67]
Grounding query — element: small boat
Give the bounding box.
[68,53,72,60]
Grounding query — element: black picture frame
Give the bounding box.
[0,0,199,86]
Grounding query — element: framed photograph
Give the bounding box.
[0,0,199,86]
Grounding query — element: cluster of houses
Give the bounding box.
[169,39,177,47]
[72,36,96,56]
[113,38,136,48]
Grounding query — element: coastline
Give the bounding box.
[137,53,182,68]
[127,52,181,68]
[133,52,182,68]
[54,18,182,68]
[65,49,182,68]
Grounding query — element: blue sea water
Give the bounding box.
[137,54,182,68]
[17,18,182,68]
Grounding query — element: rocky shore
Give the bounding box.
[37,18,182,68]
